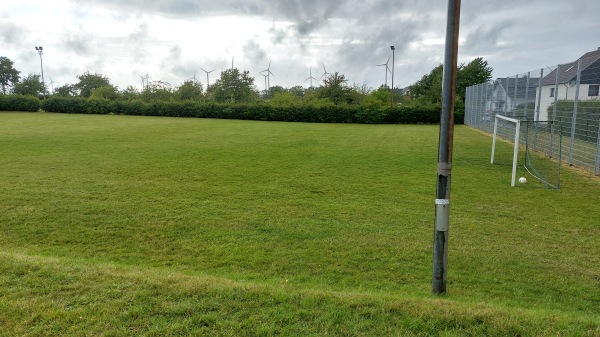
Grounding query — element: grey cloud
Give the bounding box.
[169,45,182,60]
[462,21,513,53]
[62,31,92,54]
[127,23,150,62]
[269,25,288,44]
[243,40,267,65]
[295,18,328,36]
[128,23,149,43]
[0,22,26,45]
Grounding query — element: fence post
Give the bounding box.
[479,83,485,129]
[550,65,561,157]
[535,68,544,122]
[569,59,583,165]
[485,82,490,129]
[513,75,518,114]
[524,72,531,120]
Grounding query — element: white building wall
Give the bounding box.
[535,83,589,121]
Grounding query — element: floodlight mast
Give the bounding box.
[390,46,395,107]
[35,46,45,98]
[432,0,461,295]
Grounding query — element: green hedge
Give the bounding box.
[0,94,41,112]
[549,99,600,142]
[32,96,465,125]
[40,96,87,114]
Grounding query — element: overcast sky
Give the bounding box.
[2,0,599,92]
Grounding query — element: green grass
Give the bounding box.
[0,111,599,336]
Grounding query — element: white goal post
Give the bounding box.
[491,115,520,187]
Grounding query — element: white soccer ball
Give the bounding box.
[518,177,527,184]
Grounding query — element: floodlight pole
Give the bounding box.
[432,0,460,295]
[390,46,395,107]
[35,46,45,98]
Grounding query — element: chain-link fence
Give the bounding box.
[465,48,600,175]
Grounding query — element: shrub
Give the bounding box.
[84,97,113,114]
[41,96,87,113]
[0,94,40,112]
[33,96,466,125]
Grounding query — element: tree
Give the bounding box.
[54,84,78,97]
[120,86,139,101]
[409,58,493,103]
[456,57,493,100]
[140,81,173,102]
[210,68,258,103]
[265,85,285,99]
[75,72,111,98]
[271,91,300,106]
[12,73,46,97]
[89,84,119,100]
[0,56,21,94]
[365,85,392,107]
[409,64,443,103]
[319,72,351,105]
[288,85,305,98]
[175,80,203,101]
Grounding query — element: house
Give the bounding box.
[487,76,539,118]
[535,48,600,121]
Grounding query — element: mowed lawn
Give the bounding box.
[0,112,598,336]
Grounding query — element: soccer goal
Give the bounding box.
[491,115,521,186]
[491,114,562,188]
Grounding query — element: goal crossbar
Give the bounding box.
[491,115,520,186]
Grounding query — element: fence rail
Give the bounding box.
[465,51,600,175]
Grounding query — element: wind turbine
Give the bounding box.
[189,71,197,83]
[200,68,216,88]
[320,64,331,79]
[376,55,392,87]
[260,72,269,95]
[48,77,59,95]
[260,60,274,91]
[304,68,317,88]
[137,72,150,90]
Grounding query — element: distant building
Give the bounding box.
[487,76,538,115]
[535,48,600,120]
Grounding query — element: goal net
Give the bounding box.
[491,115,562,188]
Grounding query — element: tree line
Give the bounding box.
[0,55,492,109]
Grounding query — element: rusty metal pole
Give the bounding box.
[432,0,461,295]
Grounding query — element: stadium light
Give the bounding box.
[390,46,395,107]
[35,46,45,98]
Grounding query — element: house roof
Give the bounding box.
[495,77,539,99]
[541,48,600,86]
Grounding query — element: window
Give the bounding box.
[550,88,555,97]
[589,85,599,97]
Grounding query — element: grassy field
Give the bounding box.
[0,111,598,336]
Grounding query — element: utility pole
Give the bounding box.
[432,0,461,295]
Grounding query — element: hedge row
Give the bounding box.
[0,95,465,125]
[0,94,41,112]
[38,97,464,124]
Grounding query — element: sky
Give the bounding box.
[1,0,599,93]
